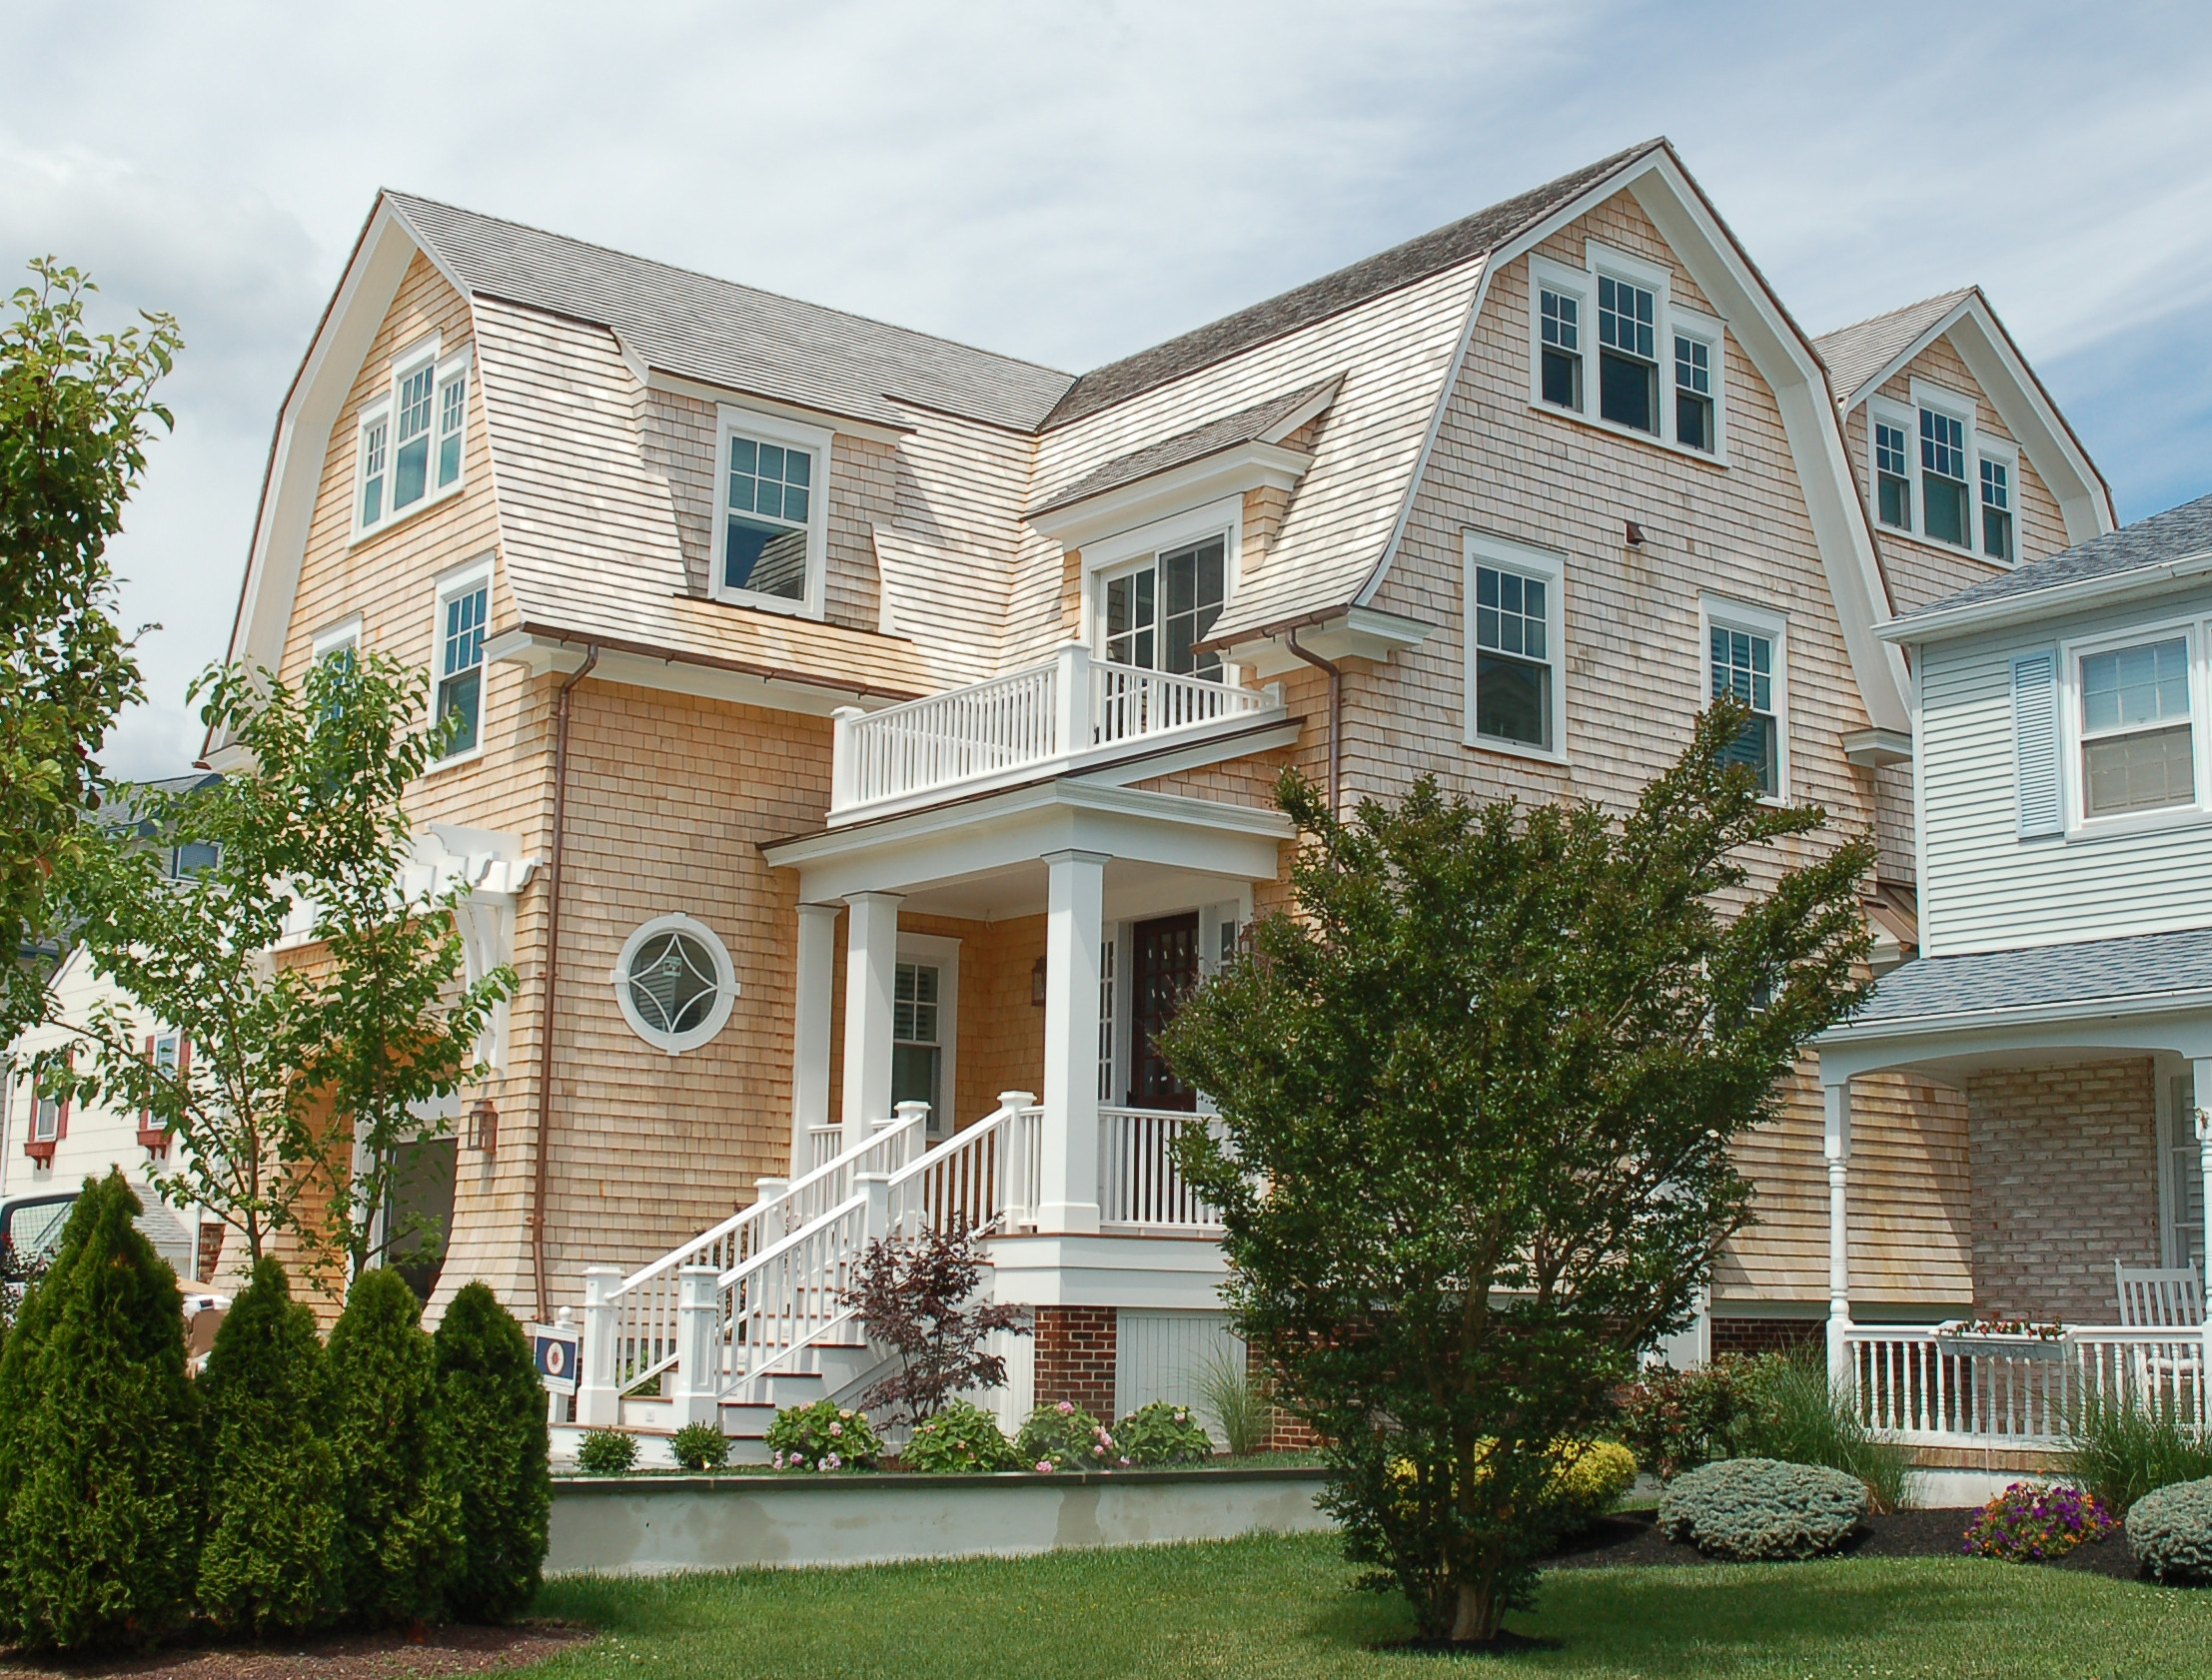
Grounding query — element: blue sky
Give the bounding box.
[4,0,2208,776]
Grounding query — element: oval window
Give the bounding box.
[611,915,736,1053]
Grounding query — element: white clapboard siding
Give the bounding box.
[1920,597,2212,955]
[1113,1309,1245,1442]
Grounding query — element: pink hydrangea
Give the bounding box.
[771,1451,785,1469]
[828,1421,844,1437]
[1036,1459,1054,1473]
[1057,1400,1074,1414]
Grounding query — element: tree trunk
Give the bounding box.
[1450,1577,1501,1644]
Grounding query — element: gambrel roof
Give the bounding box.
[1813,290,1976,409]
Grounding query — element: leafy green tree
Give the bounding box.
[197,1257,343,1636]
[0,261,177,1043]
[0,1173,201,1652]
[56,649,513,1288]
[1166,700,1874,1646]
[327,1266,462,1627]
[434,1282,552,1622]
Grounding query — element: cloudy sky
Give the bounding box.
[6,0,2209,777]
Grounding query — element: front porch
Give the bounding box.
[1816,930,2212,1455]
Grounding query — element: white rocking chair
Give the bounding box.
[2112,1262,2205,1406]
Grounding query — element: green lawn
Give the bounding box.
[521,1533,2212,1680]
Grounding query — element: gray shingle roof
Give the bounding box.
[387,193,1075,432]
[1039,140,1665,432]
[1027,376,1339,515]
[1900,491,2212,621]
[1844,926,2212,1031]
[1811,290,1973,405]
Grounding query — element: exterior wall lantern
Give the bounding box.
[467,1097,500,1156]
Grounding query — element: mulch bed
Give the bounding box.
[0,1621,591,1679]
[1544,1506,2149,1579]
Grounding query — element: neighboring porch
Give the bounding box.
[1815,928,2212,1456]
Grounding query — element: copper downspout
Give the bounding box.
[532,643,598,1319]
[1285,629,1343,817]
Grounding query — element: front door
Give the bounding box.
[1129,913,1201,1112]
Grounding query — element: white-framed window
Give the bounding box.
[1919,407,1970,548]
[611,914,738,1054]
[1978,438,2017,563]
[1702,598,1789,800]
[432,561,491,762]
[1082,495,1242,679]
[2075,630,2195,821]
[354,338,470,539]
[311,616,363,662]
[1866,381,2012,561]
[1526,244,1726,460]
[1873,418,1912,530]
[891,932,960,1138]
[1462,531,1567,760]
[713,407,831,618]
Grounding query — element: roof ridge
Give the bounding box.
[383,188,1074,381]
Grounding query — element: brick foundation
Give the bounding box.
[1964,1059,2159,1324]
[1709,1317,1825,1360]
[1032,1306,1117,1417]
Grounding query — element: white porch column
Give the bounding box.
[839,892,902,1154]
[576,1263,623,1428]
[669,1264,722,1426]
[1038,849,1107,1234]
[2194,1056,2212,1414]
[1824,1078,1853,1388]
[791,903,839,1172]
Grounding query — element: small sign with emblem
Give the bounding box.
[531,1321,582,1395]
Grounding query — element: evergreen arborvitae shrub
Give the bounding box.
[197,1257,343,1635]
[328,1267,463,1628]
[0,1189,92,1638]
[0,1172,202,1652]
[434,1282,552,1623]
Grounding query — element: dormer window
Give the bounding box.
[1597,275,1658,433]
[1919,409,1970,547]
[1874,421,1911,529]
[1528,246,1725,458]
[1105,536,1225,679]
[355,340,470,538]
[712,409,831,617]
[1868,383,2007,560]
[1980,456,2014,562]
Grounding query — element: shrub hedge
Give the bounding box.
[434,1282,552,1623]
[1017,1400,1117,1471]
[574,1429,638,1476]
[669,1421,731,1472]
[1658,1456,1866,1560]
[900,1400,1020,1472]
[2127,1475,2212,1583]
[1115,1401,1215,1466]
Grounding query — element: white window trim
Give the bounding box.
[1975,432,2021,566]
[610,913,739,1055]
[895,932,960,1135]
[1525,244,1730,465]
[427,557,495,773]
[1080,494,1244,668]
[2058,613,2208,840]
[311,615,364,660]
[711,405,833,620]
[1462,529,1569,765]
[350,337,473,545]
[1868,379,1991,559]
[1699,595,1791,804]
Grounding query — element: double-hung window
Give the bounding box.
[1530,247,1723,456]
[1673,333,1714,452]
[714,410,831,615]
[1706,607,1786,799]
[356,341,470,537]
[434,566,490,760]
[892,961,944,1136]
[2079,636,2194,818]
[1874,420,1912,530]
[1105,536,1226,679]
[1540,286,1584,411]
[1980,455,2014,562]
[1919,409,1970,547]
[1598,274,1659,433]
[1463,533,1565,758]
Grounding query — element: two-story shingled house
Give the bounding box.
[213,137,2114,1441]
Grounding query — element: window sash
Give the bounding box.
[2077,636,2196,819]
[1673,335,1713,451]
[436,581,489,757]
[436,370,467,489]
[1470,562,1555,751]
[359,417,388,528]
[723,433,813,599]
[1104,538,1225,678]
[392,361,436,511]
[1979,458,2013,561]
[1710,625,1779,796]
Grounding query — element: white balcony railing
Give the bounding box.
[831,641,1276,818]
[1847,1323,2209,1447]
[1099,1107,1225,1232]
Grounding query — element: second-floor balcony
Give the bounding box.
[827,641,1284,823]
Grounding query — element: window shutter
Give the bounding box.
[2012,651,2062,837]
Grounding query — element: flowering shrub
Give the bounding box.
[900,1398,1020,1473]
[1115,1401,1215,1466]
[1941,1317,2066,1341]
[1614,1355,1780,1480]
[764,1399,883,1471]
[1961,1481,2116,1561]
[1550,1439,1639,1525]
[1016,1400,1120,1471]
[574,1428,637,1475]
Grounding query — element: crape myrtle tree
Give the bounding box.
[0,261,178,1043]
[54,649,514,1292]
[1164,699,1874,1647]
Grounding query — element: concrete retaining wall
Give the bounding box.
[547,1467,1335,1575]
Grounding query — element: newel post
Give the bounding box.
[2194,1056,2212,1423]
[830,705,864,810]
[576,1263,623,1428]
[670,1263,723,1427]
[1823,1078,1853,1390]
[1053,641,1091,756]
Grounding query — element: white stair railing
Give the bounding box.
[1098,1107,1224,1231]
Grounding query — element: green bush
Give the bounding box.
[1658,1456,1866,1560]
[1190,1343,1275,1456]
[1016,1400,1116,1472]
[434,1282,552,1622]
[2064,1395,2212,1515]
[1549,1439,1639,1528]
[766,1399,882,1471]
[899,1399,1019,1472]
[327,1267,462,1627]
[574,1429,637,1476]
[2126,1475,2212,1583]
[1614,1355,1776,1480]
[1116,1401,1215,1466]
[197,1257,342,1636]
[1731,1355,1914,1513]
[0,1173,202,1652]
[670,1421,731,1472]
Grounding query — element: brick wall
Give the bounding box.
[1964,1059,2159,1323]
[1032,1305,1117,1416]
[1709,1317,1825,1360]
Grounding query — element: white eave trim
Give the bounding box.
[483,627,909,717]
[1215,605,1434,677]
[1819,985,2212,1049]
[1877,548,2212,645]
[1027,440,1314,549]
[1841,727,1912,768]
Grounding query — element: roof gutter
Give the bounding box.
[1285,629,1343,816]
[1879,547,2212,645]
[1817,983,2212,1047]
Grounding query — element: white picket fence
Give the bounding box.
[831,641,1273,815]
[1847,1323,2209,1446]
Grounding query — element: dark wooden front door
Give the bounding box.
[1129,912,1201,1112]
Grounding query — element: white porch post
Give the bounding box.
[576,1263,622,1428]
[2194,1056,2212,1418]
[1824,1077,1853,1389]
[791,903,839,1172]
[840,892,902,1154]
[1038,849,1106,1234]
[1053,641,1093,754]
[669,1264,721,1426]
